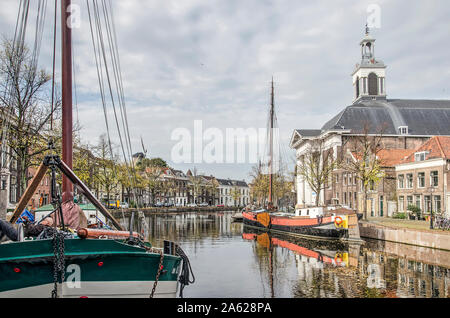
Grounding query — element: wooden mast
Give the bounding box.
[268,78,274,208]
[61,0,73,202]
[12,0,124,230]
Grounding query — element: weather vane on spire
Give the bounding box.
[365,23,370,36]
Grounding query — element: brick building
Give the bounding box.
[26,167,51,211]
[395,136,450,217]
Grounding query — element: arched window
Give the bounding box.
[364,43,371,56]
[368,72,378,95]
[355,76,360,98]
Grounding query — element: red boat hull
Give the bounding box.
[243,211,348,240]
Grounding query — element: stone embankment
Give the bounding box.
[359,221,450,251]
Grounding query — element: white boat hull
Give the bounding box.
[0,280,179,298]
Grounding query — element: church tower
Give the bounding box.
[352,25,387,103]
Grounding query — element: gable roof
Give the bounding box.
[216,178,233,186]
[377,149,413,166]
[401,136,450,163]
[349,148,412,167]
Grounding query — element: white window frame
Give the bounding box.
[430,171,439,187]
[406,173,413,189]
[398,174,404,189]
[414,151,427,162]
[398,126,408,135]
[417,172,425,188]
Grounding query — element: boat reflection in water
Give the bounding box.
[242,229,352,269]
[242,223,450,298]
[121,212,450,298]
[242,226,362,298]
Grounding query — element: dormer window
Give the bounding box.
[414,151,427,162]
[398,126,408,135]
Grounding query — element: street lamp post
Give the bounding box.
[429,187,434,229]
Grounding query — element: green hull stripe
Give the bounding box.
[0,238,181,292]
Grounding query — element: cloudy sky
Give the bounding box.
[1,0,449,181]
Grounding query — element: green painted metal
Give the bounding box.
[35,203,97,212]
[0,238,181,293]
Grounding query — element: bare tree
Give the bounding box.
[0,39,60,200]
[188,167,202,204]
[249,160,294,208]
[92,134,120,207]
[343,122,385,220]
[296,139,339,206]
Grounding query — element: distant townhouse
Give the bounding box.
[27,166,51,210]
[158,168,189,206]
[198,175,219,205]
[395,136,450,217]
[172,169,189,206]
[217,179,233,206]
[0,143,18,216]
[217,178,250,207]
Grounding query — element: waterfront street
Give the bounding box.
[366,217,450,233]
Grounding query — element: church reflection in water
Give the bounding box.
[123,211,450,298]
[242,226,450,298]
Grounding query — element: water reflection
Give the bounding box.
[120,211,450,298]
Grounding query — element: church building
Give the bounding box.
[290,27,450,215]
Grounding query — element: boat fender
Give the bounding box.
[334,216,343,228]
[317,215,323,225]
[317,253,324,263]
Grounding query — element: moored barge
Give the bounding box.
[243,206,361,241]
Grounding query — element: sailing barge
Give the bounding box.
[243,79,361,241]
[243,206,360,241]
[0,0,193,297]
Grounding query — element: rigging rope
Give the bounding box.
[1,0,49,176]
[50,0,57,131]
[86,0,143,212]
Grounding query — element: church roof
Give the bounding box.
[321,99,450,136]
[294,129,322,137]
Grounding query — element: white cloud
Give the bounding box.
[1,0,449,180]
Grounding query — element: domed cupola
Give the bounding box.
[352,24,387,103]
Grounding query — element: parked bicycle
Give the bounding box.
[434,215,450,230]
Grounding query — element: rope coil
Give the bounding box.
[176,245,195,298]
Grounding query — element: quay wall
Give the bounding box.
[364,238,450,268]
[359,221,450,251]
[111,206,240,217]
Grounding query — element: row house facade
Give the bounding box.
[395,136,450,217]
[156,168,190,206]
[27,166,51,211]
[0,143,18,217]
[217,178,250,207]
[321,145,409,217]
[0,152,51,215]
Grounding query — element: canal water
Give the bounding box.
[124,211,450,298]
